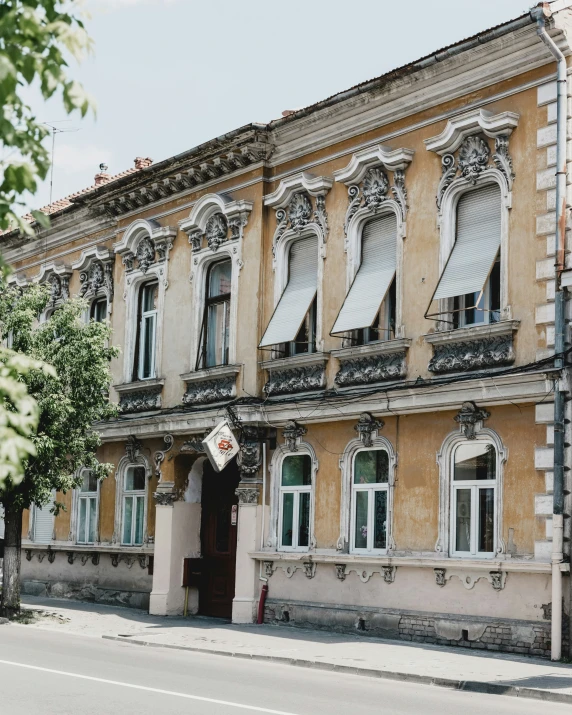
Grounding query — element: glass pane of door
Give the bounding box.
[78,498,87,543]
[354,490,368,549]
[455,489,471,552]
[478,487,494,553]
[142,314,155,378]
[134,496,145,545]
[88,497,97,543]
[373,490,387,550]
[123,497,133,544]
[281,493,294,547]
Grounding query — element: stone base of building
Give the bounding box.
[21,579,150,610]
[263,598,558,658]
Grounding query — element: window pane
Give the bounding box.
[206,300,230,367]
[478,488,495,553]
[298,492,310,548]
[281,455,311,486]
[125,466,146,491]
[142,314,155,378]
[354,490,368,549]
[134,496,144,545]
[281,493,294,547]
[208,260,232,298]
[123,497,133,544]
[374,490,387,550]
[454,443,496,481]
[142,283,158,312]
[78,498,87,543]
[81,470,97,492]
[455,489,471,552]
[91,298,107,322]
[354,450,388,484]
[88,497,97,543]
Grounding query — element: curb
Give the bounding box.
[101,635,572,705]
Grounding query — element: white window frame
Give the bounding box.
[75,469,100,545]
[436,427,507,558]
[269,440,317,552]
[350,447,390,555]
[338,432,396,553]
[113,452,151,545]
[121,465,147,546]
[137,281,158,380]
[278,455,313,552]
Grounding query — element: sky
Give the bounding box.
[31,0,534,210]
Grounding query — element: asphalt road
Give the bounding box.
[0,625,569,715]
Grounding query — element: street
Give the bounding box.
[0,625,569,715]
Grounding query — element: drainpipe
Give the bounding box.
[531,2,568,661]
[257,441,268,624]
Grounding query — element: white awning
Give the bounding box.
[259,236,318,348]
[331,214,397,334]
[433,184,501,301]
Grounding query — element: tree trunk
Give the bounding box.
[1,503,22,618]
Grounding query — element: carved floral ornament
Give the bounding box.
[179,193,254,253]
[36,264,72,307]
[454,401,490,440]
[113,220,177,276]
[73,247,115,303]
[354,412,384,448]
[282,420,307,452]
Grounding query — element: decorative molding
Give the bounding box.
[125,435,143,463]
[382,565,396,584]
[263,356,326,396]
[335,563,347,581]
[335,351,407,387]
[116,384,163,414]
[35,262,73,308]
[153,434,174,480]
[433,567,507,590]
[454,401,491,440]
[153,491,177,506]
[180,432,209,453]
[235,485,260,505]
[427,335,515,374]
[434,568,447,587]
[179,193,254,252]
[113,219,176,274]
[182,376,235,406]
[303,561,316,579]
[282,421,307,452]
[424,108,519,155]
[237,426,263,480]
[354,413,384,448]
[264,172,333,208]
[72,246,114,306]
[264,560,276,577]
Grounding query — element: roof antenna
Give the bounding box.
[42,121,80,205]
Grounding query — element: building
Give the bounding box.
[3,0,572,659]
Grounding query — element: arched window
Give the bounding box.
[133,281,158,380]
[76,469,99,544]
[332,213,397,344]
[196,259,232,369]
[122,465,146,546]
[351,448,389,553]
[278,454,312,551]
[90,297,108,323]
[451,441,497,556]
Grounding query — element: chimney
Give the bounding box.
[134,157,153,170]
[94,162,111,186]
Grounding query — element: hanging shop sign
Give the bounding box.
[202,420,240,472]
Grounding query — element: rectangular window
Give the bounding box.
[77,470,98,544]
[90,298,107,323]
[278,454,312,550]
[355,278,396,345]
[451,442,497,557]
[122,465,146,546]
[351,449,389,553]
[134,282,158,381]
[284,297,317,357]
[197,260,232,369]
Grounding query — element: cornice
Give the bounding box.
[331,338,412,361]
[71,246,114,272]
[423,320,520,346]
[333,146,414,184]
[424,109,520,155]
[264,172,333,208]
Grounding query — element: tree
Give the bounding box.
[0,281,118,617]
[0,1,94,491]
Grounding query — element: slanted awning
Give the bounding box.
[432,184,501,302]
[331,214,397,335]
[259,236,318,348]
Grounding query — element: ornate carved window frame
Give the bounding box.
[71,246,114,319]
[333,145,413,343]
[35,262,73,320]
[268,437,318,552]
[113,219,176,384]
[264,172,332,356]
[436,422,507,559]
[113,444,152,546]
[337,426,397,554]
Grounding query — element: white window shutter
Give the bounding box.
[433,184,501,301]
[259,236,318,348]
[33,492,55,544]
[331,214,397,335]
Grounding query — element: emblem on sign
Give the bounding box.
[202,420,240,472]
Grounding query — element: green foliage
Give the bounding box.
[0,0,95,237]
[0,280,119,510]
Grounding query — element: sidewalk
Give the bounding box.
[14,596,572,704]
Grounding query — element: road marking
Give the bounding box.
[0,659,301,714]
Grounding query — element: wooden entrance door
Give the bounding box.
[199,459,239,618]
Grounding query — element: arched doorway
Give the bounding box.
[199,457,240,618]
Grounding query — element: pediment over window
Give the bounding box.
[72,246,114,302]
[35,262,73,306]
[179,193,253,252]
[113,219,177,273]
[424,109,519,156]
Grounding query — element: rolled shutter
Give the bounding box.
[433,184,501,301]
[259,237,318,348]
[331,214,397,335]
[33,492,55,544]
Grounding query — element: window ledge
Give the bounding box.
[423,320,520,346]
[424,321,520,375]
[181,364,241,407]
[261,353,328,397]
[248,550,568,575]
[113,379,164,414]
[22,541,154,554]
[331,338,411,361]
